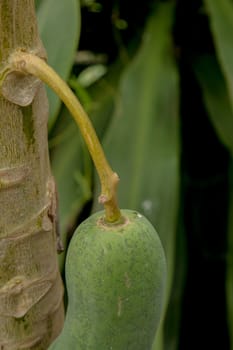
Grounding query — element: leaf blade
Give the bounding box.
[193,55,233,155]
[37,0,81,129]
[205,0,233,110]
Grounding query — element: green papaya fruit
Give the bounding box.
[49,209,166,350]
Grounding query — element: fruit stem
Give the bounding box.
[6,50,121,223]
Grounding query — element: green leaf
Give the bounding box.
[35,0,43,10]
[93,3,180,348]
[193,55,233,155]
[77,64,107,88]
[36,0,81,130]
[204,0,233,110]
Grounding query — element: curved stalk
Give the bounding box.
[6,50,121,223]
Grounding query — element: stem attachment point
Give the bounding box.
[1,50,122,223]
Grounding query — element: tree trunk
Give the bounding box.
[0,1,64,349]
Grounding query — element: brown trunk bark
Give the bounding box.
[0,1,64,349]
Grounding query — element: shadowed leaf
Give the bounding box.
[37,0,81,129]
[205,0,233,111]
[194,55,233,155]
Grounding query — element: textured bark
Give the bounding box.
[0,1,64,349]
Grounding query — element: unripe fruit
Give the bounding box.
[49,209,166,350]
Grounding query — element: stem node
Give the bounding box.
[1,50,122,223]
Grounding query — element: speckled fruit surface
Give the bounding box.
[49,209,166,350]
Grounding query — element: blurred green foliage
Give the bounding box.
[37,0,80,129]
[36,0,233,348]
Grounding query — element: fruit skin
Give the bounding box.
[49,209,166,350]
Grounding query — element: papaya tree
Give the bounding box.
[0,1,64,348]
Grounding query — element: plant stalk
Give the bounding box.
[5,50,122,223]
[0,1,64,348]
